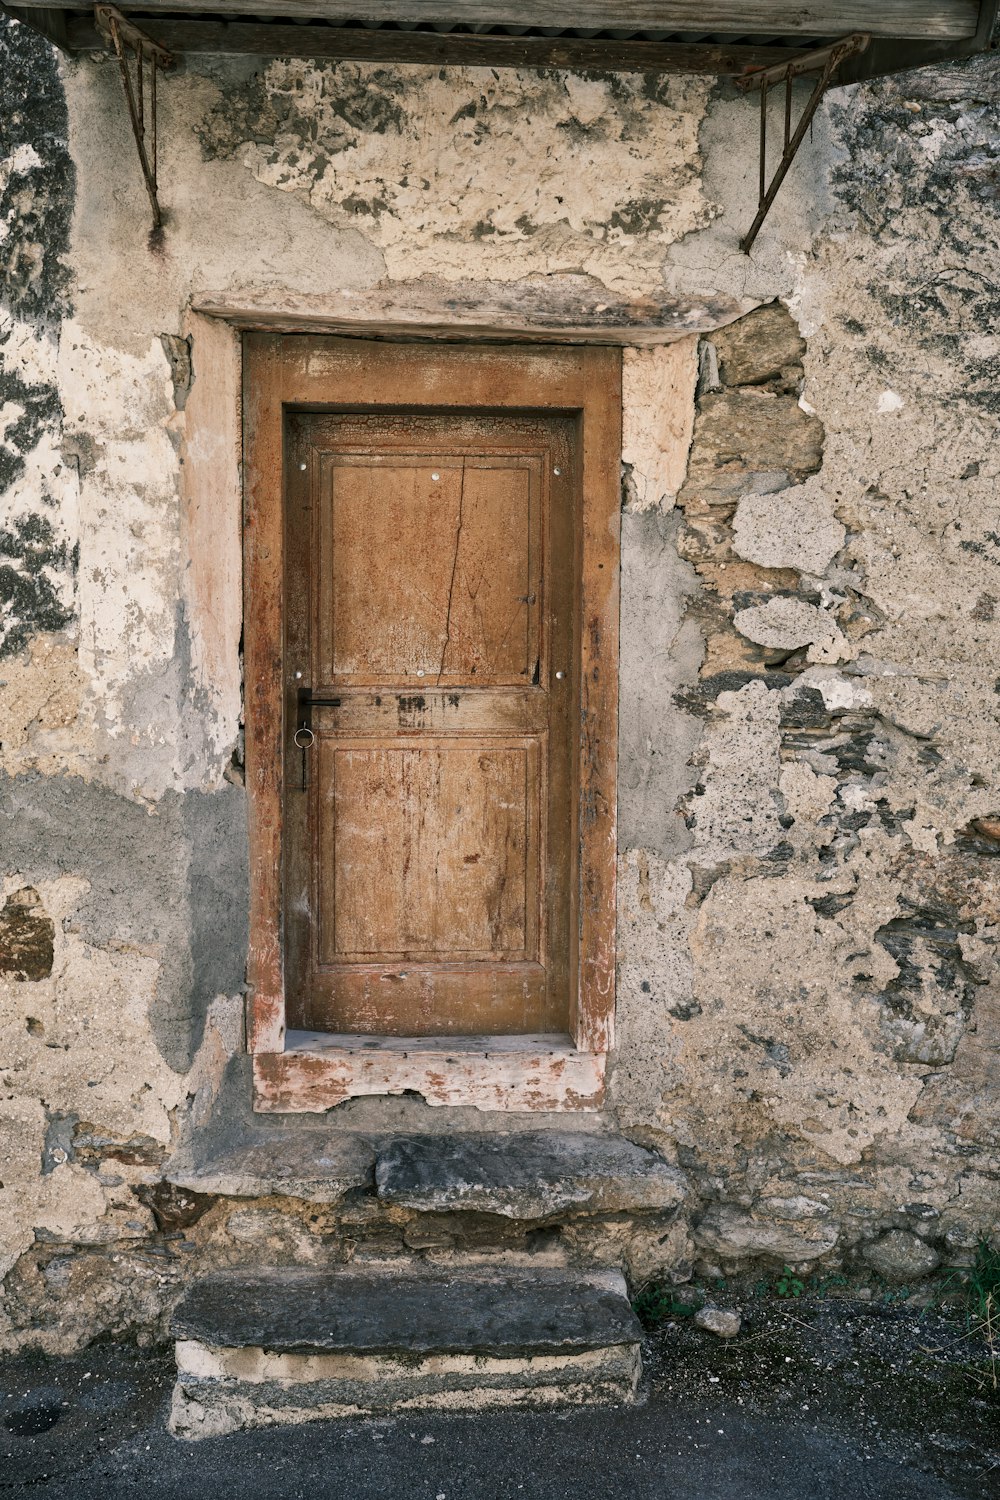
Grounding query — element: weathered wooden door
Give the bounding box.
[283,410,577,1037]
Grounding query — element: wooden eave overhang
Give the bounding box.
[4,0,998,80]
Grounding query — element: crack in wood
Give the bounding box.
[437,458,467,684]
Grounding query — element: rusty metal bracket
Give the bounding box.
[736,33,870,254]
[94,4,172,231]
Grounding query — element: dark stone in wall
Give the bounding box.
[41,1110,76,1173]
[1,16,77,659]
[829,61,1000,415]
[0,886,54,979]
[0,773,249,1072]
[0,511,75,656]
[0,14,74,324]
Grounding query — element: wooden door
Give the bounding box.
[283,411,577,1037]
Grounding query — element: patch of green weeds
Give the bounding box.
[774,1267,806,1299]
[968,1238,1000,1324]
[923,1240,1000,1321]
[631,1283,705,1329]
[917,1241,1000,1394]
[752,1266,807,1300]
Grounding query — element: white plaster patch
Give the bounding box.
[876,390,905,413]
[0,143,43,207]
[793,668,874,713]
[732,597,852,664]
[732,477,846,573]
[692,681,784,860]
[621,340,698,512]
[56,324,182,755]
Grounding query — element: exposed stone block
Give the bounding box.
[694,1204,839,1264]
[862,1231,941,1283]
[375,1132,687,1220]
[680,391,823,505]
[693,1305,741,1338]
[167,1133,376,1204]
[757,1196,831,1222]
[711,303,806,389]
[0,888,54,981]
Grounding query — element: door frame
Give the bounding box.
[243,334,622,1111]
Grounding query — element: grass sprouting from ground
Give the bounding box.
[967,1239,1000,1325]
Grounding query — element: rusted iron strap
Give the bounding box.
[735,32,870,92]
[94,3,171,64]
[738,33,870,254]
[93,4,172,231]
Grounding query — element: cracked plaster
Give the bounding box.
[197,63,715,295]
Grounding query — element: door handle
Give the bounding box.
[293,687,341,789]
[296,686,342,719]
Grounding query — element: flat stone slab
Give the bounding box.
[165,1133,374,1204]
[375,1131,687,1219]
[169,1268,642,1437]
[171,1266,641,1358]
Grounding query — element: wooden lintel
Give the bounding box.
[64,19,810,74]
[192,280,753,347]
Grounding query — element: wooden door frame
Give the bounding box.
[243,334,621,1112]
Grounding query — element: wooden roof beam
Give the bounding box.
[5,0,986,41]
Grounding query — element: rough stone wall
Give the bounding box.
[614,53,1000,1279]
[0,16,998,1351]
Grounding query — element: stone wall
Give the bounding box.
[1,16,998,1350]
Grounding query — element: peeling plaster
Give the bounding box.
[198,63,715,295]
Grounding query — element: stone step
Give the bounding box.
[167,1132,375,1204]
[167,1129,685,1221]
[377,1132,686,1218]
[169,1266,643,1438]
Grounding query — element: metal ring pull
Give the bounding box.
[293,726,315,749]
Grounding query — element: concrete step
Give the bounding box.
[169,1266,643,1438]
[167,1129,685,1221]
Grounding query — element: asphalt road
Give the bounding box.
[1,1327,992,1500]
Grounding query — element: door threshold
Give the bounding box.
[285,1030,577,1054]
[253,1031,607,1114]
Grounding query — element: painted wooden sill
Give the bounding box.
[252,1032,607,1113]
